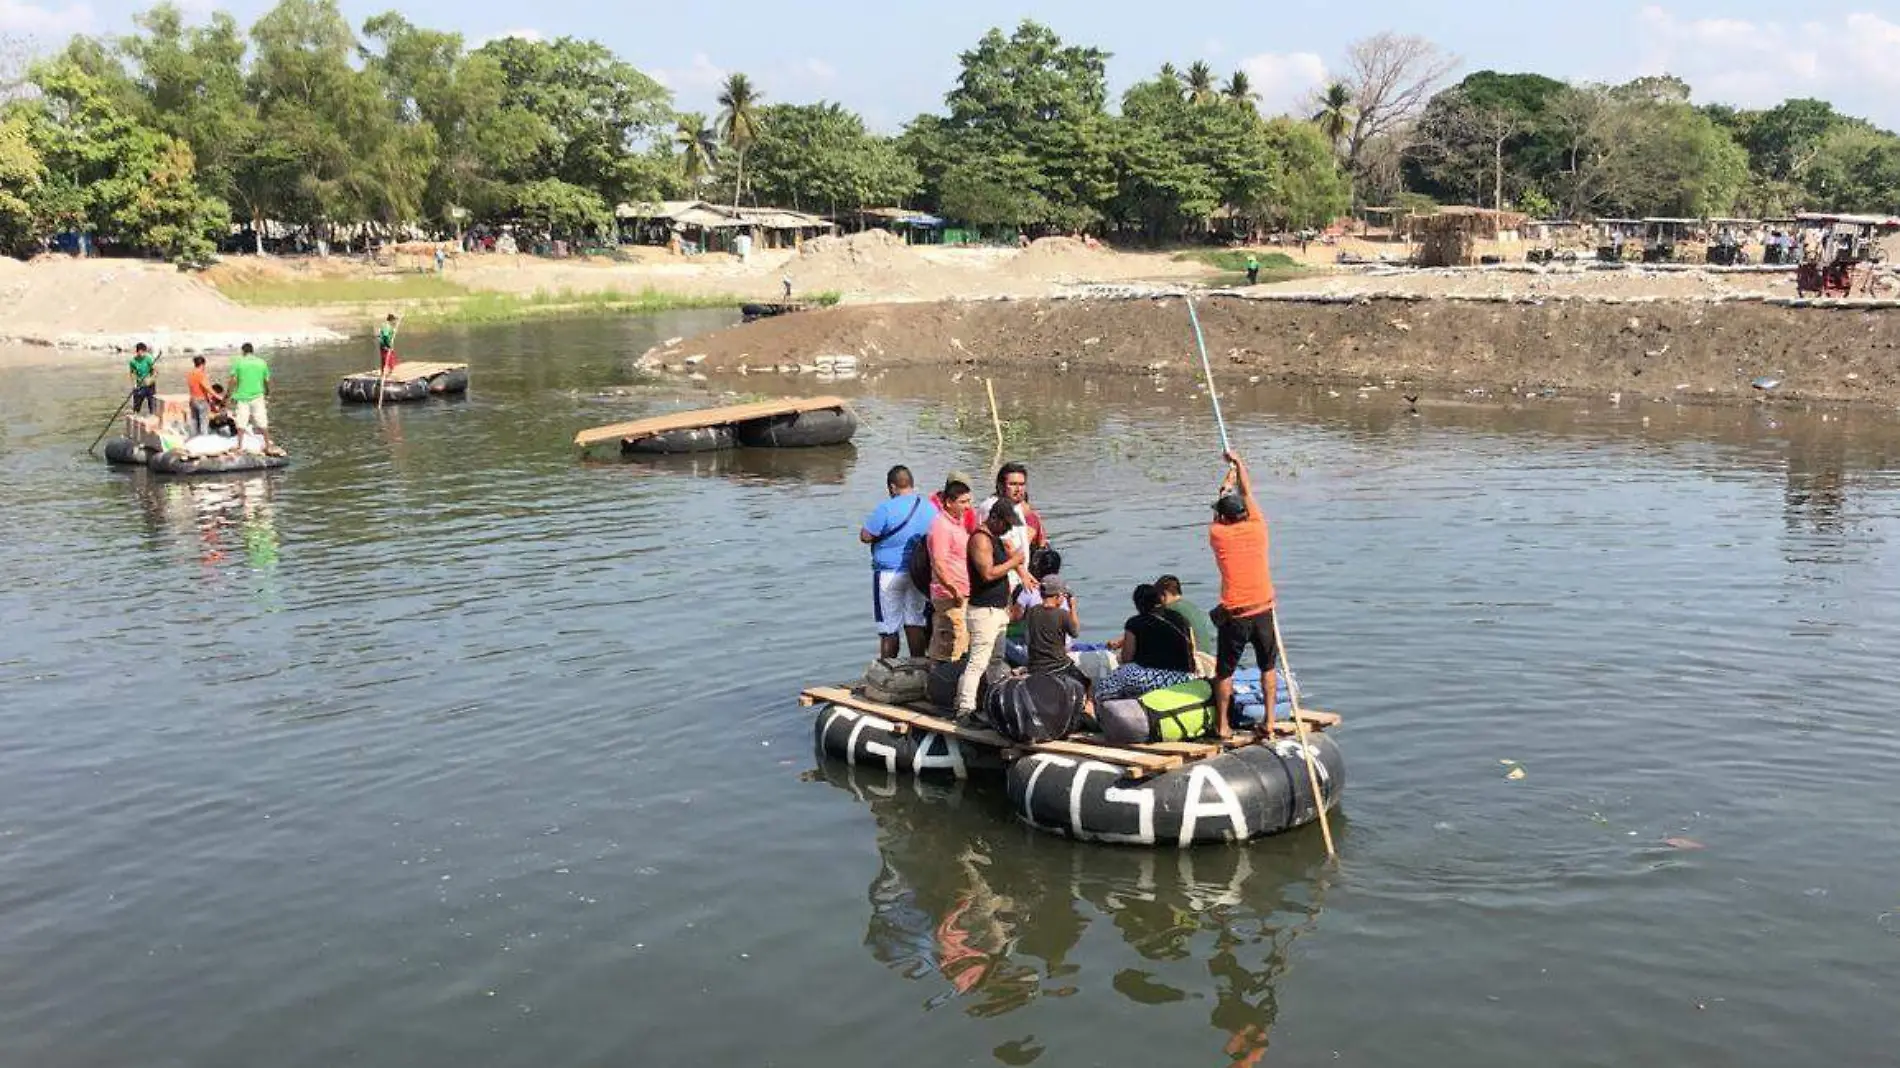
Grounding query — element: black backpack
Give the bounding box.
[904,531,933,594]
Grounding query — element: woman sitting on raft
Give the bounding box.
[1096,583,1199,701]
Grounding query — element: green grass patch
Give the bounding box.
[1174,249,1304,272]
[219,272,845,325]
[217,274,474,306]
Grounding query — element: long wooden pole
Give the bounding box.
[1184,296,1231,453]
[88,350,161,455]
[984,377,1004,469]
[1272,611,1338,861]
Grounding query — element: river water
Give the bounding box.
[2,313,1898,1067]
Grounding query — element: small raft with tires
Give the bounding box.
[573,395,857,456]
[338,361,469,404]
[802,664,1342,848]
[101,403,288,475]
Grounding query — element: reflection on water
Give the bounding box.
[820,761,1328,1066]
[119,469,282,577]
[593,444,859,486]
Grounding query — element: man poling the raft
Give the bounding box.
[1185,295,1338,859]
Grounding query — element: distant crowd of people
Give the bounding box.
[859,453,1281,739]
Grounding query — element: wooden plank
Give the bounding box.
[340,362,467,384]
[801,686,1178,773]
[575,395,849,448]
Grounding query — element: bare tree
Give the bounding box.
[1411,90,1525,210]
[1341,33,1459,182]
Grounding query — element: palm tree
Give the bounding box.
[1185,61,1216,106]
[716,72,763,209]
[1223,70,1259,112]
[1157,61,1184,100]
[674,112,717,190]
[1312,81,1354,153]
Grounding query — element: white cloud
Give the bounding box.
[0,0,94,37]
[1238,51,1328,116]
[650,51,727,94]
[1632,6,1900,127]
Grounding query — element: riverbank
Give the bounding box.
[647,292,1900,406]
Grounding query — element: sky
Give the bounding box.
[6,0,1900,132]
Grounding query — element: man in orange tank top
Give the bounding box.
[1208,450,1277,739]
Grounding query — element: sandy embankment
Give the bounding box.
[0,256,344,353]
[647,292,1900,406]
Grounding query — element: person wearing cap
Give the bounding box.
[127,343,157,415]
[931,471,980,533]
[956,498,1026,719]
[1022,575,1082,680]
[1208,449,1277,739]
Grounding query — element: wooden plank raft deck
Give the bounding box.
[574,395,850,448]
[340,361,467,384]
[801,685,1340,777]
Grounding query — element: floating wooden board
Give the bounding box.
[801,686,1182,775]
[575,395,849,448]
[340,361,467,384]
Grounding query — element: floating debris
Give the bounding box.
[1751,376,1782,392]
[1662,837,1705,850]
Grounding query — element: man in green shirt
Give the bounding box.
[127,342,157,415]
[225,342,278,453]
[1156,574,1218,671]
[377,313,399,373]
[1244,254,1260,286]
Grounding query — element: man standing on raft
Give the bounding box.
[377,313,399,374]
[1208,450,1277,740]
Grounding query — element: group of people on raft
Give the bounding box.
[858,452,1280,739]
[127,341,282,455]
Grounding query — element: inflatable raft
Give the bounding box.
[103,435,287,475]
[100,399,288,475]
[575,395,857,456]
[338,361,469,403]
[804,666,1342,847]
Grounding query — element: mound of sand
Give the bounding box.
[1018,235,1099,259]
[789,229,932,297]
[0,256,342,351]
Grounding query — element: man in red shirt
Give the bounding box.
[1208,451,1277,740]
[929,470,979,534]
[926,480,975,663]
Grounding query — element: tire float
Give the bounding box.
[734,406,858,448]
[1007,731,1344,847]
[147,449,289,475]
[620,425,737,454]
[336,365,470,404]
[101,437,157,465]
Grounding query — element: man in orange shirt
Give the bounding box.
[1208,450,1277,740]
[186,355,215,435]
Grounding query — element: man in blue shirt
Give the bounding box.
[860,464,939,659]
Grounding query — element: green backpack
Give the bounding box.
[1137,680,1216,741]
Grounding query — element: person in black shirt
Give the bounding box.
[1097,584,1199,700]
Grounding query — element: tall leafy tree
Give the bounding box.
[0,112,43,251]
[738,101,917,214]
[22,55,226,262]
[716,72,762,208]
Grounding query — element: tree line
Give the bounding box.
[1,7,1895,265]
